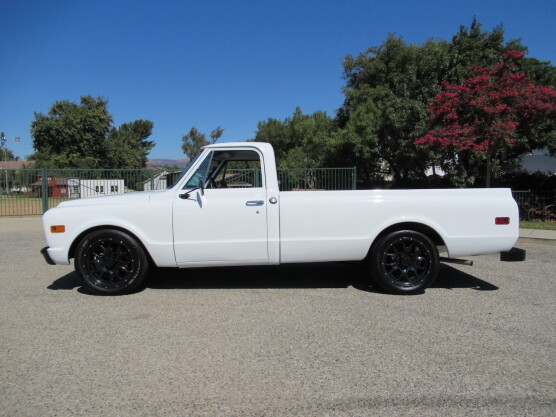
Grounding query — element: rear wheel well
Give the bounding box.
[368,222,445,257]
[69,226,156,266]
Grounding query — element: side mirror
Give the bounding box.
[178,179,205,200]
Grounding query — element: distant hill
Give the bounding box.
[147,158,189,168]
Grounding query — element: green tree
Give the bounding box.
[520,57,556,88]
[30,96,156,168]
[446,18,526,83]
[181,126,224,159]
[1,146,19,161]
[330,96,382,183]
[254,107,335,168]
[30,96,112,168]
[338,19,555,186]
[250,19,555,187]
[105,120,155,169]
[209,126,224,144]
[253,118,292,163]
[340,36,451,184]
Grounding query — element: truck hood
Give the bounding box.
[55,190,163,208]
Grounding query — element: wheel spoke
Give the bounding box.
[380,236,432,286]
[93,259,106,274]
[119,264,131,275]
[101,269,115,282]
[114,244,126,258]
[83,237,135,289]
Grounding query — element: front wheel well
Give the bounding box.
[69,226,156,266]
[368,222,445,257]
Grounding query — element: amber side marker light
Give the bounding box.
[50,225,66,233]
[495,217,510,225]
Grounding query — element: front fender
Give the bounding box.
[42,203,176,267]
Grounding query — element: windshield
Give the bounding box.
[166,152,203,189]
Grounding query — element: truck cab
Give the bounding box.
[172,143,281,266]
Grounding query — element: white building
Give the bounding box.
[520,149,556,175]
[142,171,181,191]
[143,171,169,191]
[79,179,125,198]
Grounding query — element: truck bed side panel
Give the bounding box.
[278,188,518,262]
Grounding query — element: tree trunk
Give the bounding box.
[485,149,491,188]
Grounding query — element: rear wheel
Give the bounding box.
[74,229,149,295]
[368,230,439,294]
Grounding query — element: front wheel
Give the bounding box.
[74,229,149,295]
[368,230,439,295]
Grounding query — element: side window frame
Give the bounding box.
[177,147,266,191]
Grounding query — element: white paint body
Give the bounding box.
[42,142,519,267]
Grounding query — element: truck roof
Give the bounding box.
[202,141,273,153]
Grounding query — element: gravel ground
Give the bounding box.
[1,218,555,417]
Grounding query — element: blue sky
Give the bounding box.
[1,0,555,160]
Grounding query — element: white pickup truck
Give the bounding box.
[41,142,524,295]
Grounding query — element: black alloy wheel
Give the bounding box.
[368,230,439,294]
[75,229,149,295]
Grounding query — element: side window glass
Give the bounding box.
[208,150,263,189]
[221,160,262,188]
[184,152,212,189]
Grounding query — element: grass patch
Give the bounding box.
[520,221,556,230]
[0,197,66,215]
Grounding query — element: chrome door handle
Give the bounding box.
[246,200,264,206]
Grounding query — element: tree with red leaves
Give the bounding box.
[415,51,556,187]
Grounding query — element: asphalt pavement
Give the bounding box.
[1,217,555,417]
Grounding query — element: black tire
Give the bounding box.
[368,230,439,295]
[74,229,149,295]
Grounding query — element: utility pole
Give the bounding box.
[1,132,7,195]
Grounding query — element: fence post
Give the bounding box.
[352,167,356,190]
[41,168,48,213]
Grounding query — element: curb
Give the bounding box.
[519,228,556,246]
[518,237,556,246]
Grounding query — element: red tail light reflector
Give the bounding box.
[495,217,510,225]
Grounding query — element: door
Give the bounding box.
[172,149,269,265]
